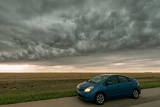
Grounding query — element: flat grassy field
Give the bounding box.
[0,73,160,105]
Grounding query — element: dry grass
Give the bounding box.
[0,73,160,82]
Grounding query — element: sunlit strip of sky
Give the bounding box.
[0,64,160,73]
[0,49,160,73]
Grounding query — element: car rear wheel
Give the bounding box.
[95,93,105,105]
[132,89,139,99]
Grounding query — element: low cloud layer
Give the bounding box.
[0,0,160,62]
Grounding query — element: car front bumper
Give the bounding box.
[76,89,95,102]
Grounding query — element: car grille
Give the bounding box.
[77,92,85,99]
[77,87,84,92]
[79,88,84,91]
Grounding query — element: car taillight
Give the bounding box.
[136,81,140,86]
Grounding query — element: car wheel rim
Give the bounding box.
[133,90,139,98]
[97,94,104,104]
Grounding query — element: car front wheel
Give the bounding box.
[132,89,139,99]
[95,93,105,105]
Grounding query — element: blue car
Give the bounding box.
[76,74,141,105]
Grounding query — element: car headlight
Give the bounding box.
[84,86,94,92]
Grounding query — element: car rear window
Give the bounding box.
[118,76,129,83]
[127,77,133,82]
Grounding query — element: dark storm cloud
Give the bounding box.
[41,0,85,11]
[0,0,160,62]
[17,0,85,19]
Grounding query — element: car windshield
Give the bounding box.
[88,75,109,84]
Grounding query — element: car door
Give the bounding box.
[117,76,132,96]
[104,76,120,98]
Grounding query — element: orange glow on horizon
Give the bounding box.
[0,64,31,73]
[0,64,160,73]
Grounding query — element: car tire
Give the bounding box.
[95,92,105,105]
[132,89,139,99]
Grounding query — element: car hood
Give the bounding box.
[78,81,97,91]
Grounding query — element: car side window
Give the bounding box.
[127,77,133,82]
[107,76,119,84]
[118,76,129,83]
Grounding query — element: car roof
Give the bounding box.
[100,74,118,76]
[100,74,132,79]
[100,74,130,77]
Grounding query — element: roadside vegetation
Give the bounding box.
[0,73,160,105]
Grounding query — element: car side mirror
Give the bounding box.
[108,82,113,85]
[105,82,112,85]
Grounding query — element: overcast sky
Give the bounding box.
[0,0,160,62]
